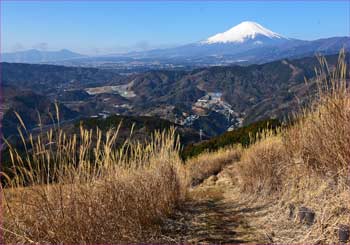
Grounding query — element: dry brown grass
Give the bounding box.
[234,50,349,193]
[284,95,350,180]
[236,135,287,194]
[186,146,242,186]
[1,124,187,244]
[230,50,350,243]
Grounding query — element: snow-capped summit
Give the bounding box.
[203,21,285,44]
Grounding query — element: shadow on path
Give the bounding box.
[161,185,269,244]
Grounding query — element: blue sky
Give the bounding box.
[1,1,349,55]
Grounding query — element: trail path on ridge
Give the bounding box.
[160,165,272,244]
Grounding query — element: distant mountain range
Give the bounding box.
[2,49,86,63]
[2,21,349,65]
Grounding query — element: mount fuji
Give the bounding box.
[202,21,287,44]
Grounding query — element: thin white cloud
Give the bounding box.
[32,42,49,50]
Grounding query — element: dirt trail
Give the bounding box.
[161,166,271,244]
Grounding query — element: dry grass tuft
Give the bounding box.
[284,96,350,181]
[1,124,187,244]
[186,146,242,186]
[237,135,287,194]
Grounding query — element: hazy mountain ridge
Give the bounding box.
[1,87,79,138]
[1,62,124,92]
[2,49,86,63]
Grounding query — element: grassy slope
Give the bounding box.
[227,50,350,243]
